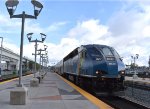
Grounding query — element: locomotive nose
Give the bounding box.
[94,60,118,77]
[94,57,124,78]
[106,62,118,77]
[105,56,125,78]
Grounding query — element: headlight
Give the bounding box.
[121,71,125,75]
[96,71,99,74]
[96,70,103,74]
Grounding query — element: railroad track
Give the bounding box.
[81,84,149,109]
[97,95,148,109]
[61,75,149,109]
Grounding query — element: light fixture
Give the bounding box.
[136,54,139,59]
[5,0,44,88]
[27,33,33,41]
[31,0,43,17]
[37,51,40,55]
[44,45,48,50]
[45,51,48,55]
[40,33,46,42]
[5,0,19,16]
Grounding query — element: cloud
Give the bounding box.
[0,13,67,35]
[107,1,150,66]
[42,19,111,65]
[2,0,150,67]
[5,14,150,66]
[0,14,21,34]
[47,22,67,32]
[48,1,150,66]
[25,21,67,34]
[45,37,79,63]
[68,19,110,44]
[3,39,20,55]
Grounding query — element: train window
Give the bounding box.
[88,47,102,60]
[101,47,113,56]
[111,48,120,58]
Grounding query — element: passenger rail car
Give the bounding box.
[55,44,125,93]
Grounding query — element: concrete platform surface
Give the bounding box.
[125,76,150,84]
[0,72,112,109]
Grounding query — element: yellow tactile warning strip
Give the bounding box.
[57,74,113,109]
[0,78,18,85]
[0,74,32,85]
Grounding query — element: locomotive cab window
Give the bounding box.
[99,47,116,61]
[111,48,121,58]
[88,47,102,60]
[101,47,113,56]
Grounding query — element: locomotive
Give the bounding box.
[55,44,125,93]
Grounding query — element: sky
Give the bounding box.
[0,0,150,66]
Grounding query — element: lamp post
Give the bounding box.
[0,37,3,78]
[37,45,48,75]
[44,53,48,72]
[131,54,139,79]
[148,56,150,75]
[148,56,150,69]
[27,33,46,78]
[43,56,48,70]
[41,51,48,73]
[45,55,49,68]
[5,0,43,87]
[45,56,49,72]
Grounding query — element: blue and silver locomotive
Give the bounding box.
[55,44,125,93]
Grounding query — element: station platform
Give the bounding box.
[125,76,150,84]
[0,72,112,109]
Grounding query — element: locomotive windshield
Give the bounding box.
[88,47,102,60]
[111,48,121,58]
[88,47,100,56]
[101,47,113,56]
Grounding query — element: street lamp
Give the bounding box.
[27,33,46,78]
[5,0,43,87]
[45,56,49,72]
[41,51,48,73]
[131,54,139,79]
[43,56,48,68]
[148,56,150,75]
[0,37,3,78]
[31,0,43,17]
[44,52,48,72]
[148,56,150,69]
[37,45,48,75]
